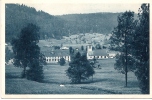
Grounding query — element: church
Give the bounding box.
[86,45,109,60]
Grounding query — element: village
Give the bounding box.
[38,33,116,64]
[5,33,117,65]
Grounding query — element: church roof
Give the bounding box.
[88,49,108,56]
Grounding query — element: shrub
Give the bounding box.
[59,58,66,66]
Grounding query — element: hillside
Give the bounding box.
[5,4,65,42]
[57,13,120,34]
[6,4,122,43]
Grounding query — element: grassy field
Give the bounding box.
[5,59,141,94]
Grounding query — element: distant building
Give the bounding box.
[86,45,109,60]
[108,52,117,58]
[60,46,69,50]
[43,50,71,63]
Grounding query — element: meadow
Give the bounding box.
[5,58,141,94]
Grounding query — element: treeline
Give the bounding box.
[6,4,121,42]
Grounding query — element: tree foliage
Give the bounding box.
[132,4,149,94]
[114,54,136,74]
[66,52,95,83]
[11,23,45,82]
[95,43,101,49]
[110,11,136,73]
[69,47,73,54]
[110,4,150,93]
[59,58,66,66]
[81,45,84,51]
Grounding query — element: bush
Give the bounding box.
[59,58,66,66]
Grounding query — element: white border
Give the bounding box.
[1,0,152,98]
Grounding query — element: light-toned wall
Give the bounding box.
[46,56,71,63]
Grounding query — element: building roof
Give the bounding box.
[88,49,108,56]
[42,49,70,57]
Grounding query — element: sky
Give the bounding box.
[22,3,142,15]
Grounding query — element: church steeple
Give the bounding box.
[87,45,92,52]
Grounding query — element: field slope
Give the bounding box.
[5,59,141,94]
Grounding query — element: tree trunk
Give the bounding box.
[78,74,81,83]
[125,63,127,87]
[22,66,26,78]
[125,34,128,87]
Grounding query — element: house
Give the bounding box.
[108,52,116,58]
[60,46,69,50]
[86,45,109,60]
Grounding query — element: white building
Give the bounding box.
[43,50,71,63]
[86,45,109,60]
[108,53,116,58]
[60,46,69,50]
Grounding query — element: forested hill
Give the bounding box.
[6,4,65,42]
[57,13,120,34]
[6,4,121,42]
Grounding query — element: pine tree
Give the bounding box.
[66,52,95,83]
[81,45,84,51]
[132,4,149,94]
[11,23,45,82]
[110,11,136,87]
[69,46,73,54]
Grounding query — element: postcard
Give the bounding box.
[1,0,152,99]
